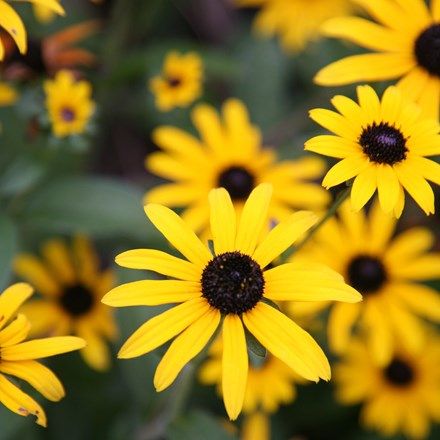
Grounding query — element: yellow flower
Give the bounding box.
[0,0,65,60]
[14,237,117,371]
[103,184,361,420]
[0,81,17,106]
[335,333,440,439]
[306,85,440,217]
[0,283,85,427]
[44,70,95,138]
[291,200,440,366]
[149,51,203,111]
[147,98,330,235]
[234,0,352,52]
[33,4,56,23]
[315,0,440,120]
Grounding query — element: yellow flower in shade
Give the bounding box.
[0,81,17,106]
[0,0,65,60]
[234,0,351,52]
[14,237,117,371]
[44,70,95,138]
[306,85,440,217]
[33,4,56,23]
[102,184,361,420]
[149,51,203,111]
[335,334,440,439]
[147,99,330,235]
[0,283,85,426]
[315,0,440,120]
[290,200,440,366]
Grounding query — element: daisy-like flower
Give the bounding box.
[149,51,203,112]
[234,0,352,52]
[147,98,330,235]
[315,0,440,120]
[103,184,361,420]
[14,236,117,371]
[290,200,440,365]
[306,85,440,217]
[44,70,95,138]
[0,283,85,426]
[0,0,65,60]
[335,334,440,439]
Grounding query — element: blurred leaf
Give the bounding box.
[0,214,18,290]
[20,177,161,243]
[245,327,266,358]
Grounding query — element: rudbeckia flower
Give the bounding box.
[147,99,330,235]
[306,85,440,217]
[291,201,440,365]
[234,0,352,52]
[14,237,117,371]
[315,0,440,120]
[103,184,361,420]
[0,283,85,426]
[0,0,65,60]
[149,51,203,111]
[44,70,95,138]
[335,334,440,439]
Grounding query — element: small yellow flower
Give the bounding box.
[291,200,440,365]
[103,184,361,420]
[149,51,203,111]
[306,85,440,217]
[14,236,117,371]
[44,70,95,138]
[335,333,440,439]
[0,81,17,106]
[0,0,65,60]
[33,4,56,23]
[0,283,85,426]
[147,98,330,236]
[234,0,352,52]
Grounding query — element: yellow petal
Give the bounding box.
[309,108,359,140]
[72,236,99,284]
[0,0,27,54]
[0,283,33,330]
[242,412,270,440]
[154,308,220,391]
[77,324,110,371]
[376,164,400,213]
[305,135,359,158]
[322,155,369,189]
[328,303,361,354]
[27,0,65,15]
[351,166,377,211]
[385,227,434,263]
[118,298,209,359]
[235,184,272,255]
[41,239,75,284]
[222,315,248,420]
[209,188,236,254]
[0,314,31,347]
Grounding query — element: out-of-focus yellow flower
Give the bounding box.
[291,200,440,365]
[33,4,56,23]
[44,70,95,138]
[149,51,203,111]
[146,98,330,236]
[15,237,117,371]
[0,81,17,106]
[335,333,440,439]
[0,283,85,426]
[0,0,65,60]
[234,0,351,52]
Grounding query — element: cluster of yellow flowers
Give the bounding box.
[1,1,440,439]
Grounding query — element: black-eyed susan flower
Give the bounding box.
[234,0,351,52]
[103,184,361,420]
[14,237,117,371]
[44,70,95,138]
[306,85,440,217]
[335,334,440,439]
[147,98,330,235]
[149,51,203,111]
[0,0,65,60]
[0,283,85,426]
[290,201,440,365]
[315,0,440,120]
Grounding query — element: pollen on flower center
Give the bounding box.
[359,122,408,165]
[384,358,415,386]
[415,24,440,77]
[347,255,387,294]
[201,251,264,314]
[60,107,76,122]
[218,166,255,200]
[59,284,94,317]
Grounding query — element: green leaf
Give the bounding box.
[0,214,18,290]
[245,327,267,358]
[20,177,161,243]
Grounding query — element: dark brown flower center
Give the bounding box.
[201,251,264,314]
[218,166,255,200]
[359,122,408,165]
[167,76,182,88]
[347,255,387,294]
[59,284,94,317]
[384,358,415,387]
[60,107,76,122]
[415,24,440,77]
